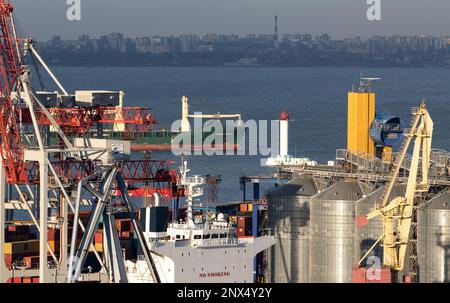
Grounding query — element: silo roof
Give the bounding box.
[269,176,318,197]
[362,183,406,204]
[314,180,364,201]
[426,191,450,210]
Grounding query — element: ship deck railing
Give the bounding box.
[168,222,232,230]
[194,238,240,248]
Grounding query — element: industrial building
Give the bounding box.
[267,77,450,283]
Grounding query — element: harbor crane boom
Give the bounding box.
[357,102,433,272]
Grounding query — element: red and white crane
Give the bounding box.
[0,0,179,283]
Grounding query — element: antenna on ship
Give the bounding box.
[177,160,205,228]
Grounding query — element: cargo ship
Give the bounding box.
[45,95,245,152]
[124,162,276,283]
[119,96,245,152]
[109,125,245,152]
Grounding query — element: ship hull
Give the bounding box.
[125,237,275,283]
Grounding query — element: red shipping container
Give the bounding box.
[47,229,60,241]
[237,216,251,227]
[4,255,12,268]
[94,231,103,244]
[352,266,392,283]
[8,277,22,283]
[23,256,40,269]
[32,277,40,283]
[239,204,248,212]
[236,228,246,238]
[404,275,414,283]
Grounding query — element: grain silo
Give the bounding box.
[310,179,364,283]
[418,191,450,282]
[355,184,406,264]
[267,176,318,283]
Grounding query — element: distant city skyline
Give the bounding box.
[11,0,450,41]
[38,30,450,68]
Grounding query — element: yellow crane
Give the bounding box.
[357,101,433,273]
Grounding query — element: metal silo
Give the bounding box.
[310,179,364,283]
[267,176,318,283]
[355,184,406,264]
[418,191,450,283]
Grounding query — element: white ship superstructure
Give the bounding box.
[125,161,275,283]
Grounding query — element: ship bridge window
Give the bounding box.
[211,234,219,239]
[194,235,201,240]
[202,235,211,239]
[219,233,227,238]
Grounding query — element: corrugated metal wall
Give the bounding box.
[418,191,450,282]
[310,179,363,283]
[267,176,317,283]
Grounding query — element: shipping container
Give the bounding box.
[236,228,246,238]
[5,232,33,242]
[4,240,40,255]
[23,256,40,269]
[120,239,134,259]
[7,277,22,283]
[351,266,392,283]
[116,219,132,233]
[7,225,30,233]
[239,204,248,212]
[75,90,120,107]
[47,229,60,241]
[94,243,103,253]
[120,231,133,239]
[237,216,252,229]
[48,240,60,254]
[94,230,103,244]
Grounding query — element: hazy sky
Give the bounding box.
[11,0,450,40]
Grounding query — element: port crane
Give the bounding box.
[357,102,433,280]
[0,0,178,283]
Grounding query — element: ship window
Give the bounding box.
[219,233,227,238]
[203,235,210,239]
[211,234,219,239]
[181,269,184,272]
[194,235,201,240]
[176,235,181,239]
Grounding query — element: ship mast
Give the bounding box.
[178,160,205,228]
